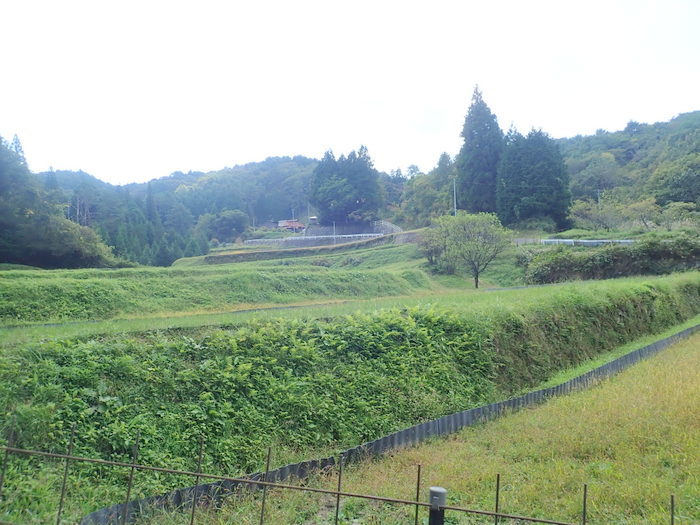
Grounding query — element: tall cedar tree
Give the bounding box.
[496,129,526,225]
[455,87,503,213]
[497,129,571,228]
[310,146,383,225]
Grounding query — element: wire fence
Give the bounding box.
[1,441,591,525]
[1,322,697,524]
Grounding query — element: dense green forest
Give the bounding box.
[0,137,120,268]
[1,104,697,269]
[36,156,320,266]
[397,100,699,230]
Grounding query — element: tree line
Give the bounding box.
[1,96,697,269]
[0,137,119,268]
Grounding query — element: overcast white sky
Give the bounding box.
[1,0,698,185]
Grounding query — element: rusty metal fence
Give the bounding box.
[2,440,593,525]
[1,323,697,524]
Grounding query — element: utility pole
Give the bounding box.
[453,178,458,216]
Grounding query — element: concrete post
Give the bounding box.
[429,486,447,525]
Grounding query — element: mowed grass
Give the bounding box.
[0,239,530,328]
[0,244,437,325]
[171,331,700,525]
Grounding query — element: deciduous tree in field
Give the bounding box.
[421,212,511,288]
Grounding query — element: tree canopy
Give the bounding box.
[420,212,511,288]
[0,136,119,268]
[455,87,504,213]
[309,146,383,225]
[497,129,571,229]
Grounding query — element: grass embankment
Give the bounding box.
[196,329,700,525]
[0,244,432,325]
[1,274,699,523]
[174,231,419,266]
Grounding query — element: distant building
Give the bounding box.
[277,219,305,231]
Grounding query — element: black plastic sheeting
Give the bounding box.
[81,324,699,524]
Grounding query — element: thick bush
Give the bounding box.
[525,236,700,284]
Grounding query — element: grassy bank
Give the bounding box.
[1,273,699,523]
[523,235,700,284]
[0,240,529,327]
[0,244,433,324]
[180,231,419,266]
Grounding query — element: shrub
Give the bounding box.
[525,236,700,284]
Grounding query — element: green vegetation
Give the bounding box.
[310,146,382,225]
[4,109,696,271]
[0,246,431,324]
[203,329,699,525]
[497,128,571,229]
[420,212,511,288]
[0,263,42,271]
[402,87,573,230]
[0,136,123,269]
[186,232,412,266]
[1,273,699,523]
[522,235,700,284]
[455,87,503,214]
[35,157,321,267]
[394,111,699,235]
[562,112,700,204]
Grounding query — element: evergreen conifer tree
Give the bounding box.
[496,129,526,225]
[10,135,26,165]
[455,87,503,213]
[497,129,571,228]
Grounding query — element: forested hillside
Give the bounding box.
[561,111,700,203]
[34,157,319,266]
[2,108,697,269]
[31,154,402,267]
[0,137,119,268]
[396,110,699,230]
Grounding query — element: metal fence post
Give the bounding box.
[56,423,76,525]
[494,473,501,525]
[428,486,447,525]
[334,453,344,525]
[120,431,140,525]
[670,494,675,525]
[189,437,205,525]
[414,464,421,525]
[0,420,15,502]
[259,447,272,525]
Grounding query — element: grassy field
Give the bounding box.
[0,239,522,347]
[1,270,696,349]
[169,329,700,525]
[1,273,699,523]
[2,237,699,523]
[0,240,531,327]
[0,244,437,325]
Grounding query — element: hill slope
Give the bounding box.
[559,110,700,203]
